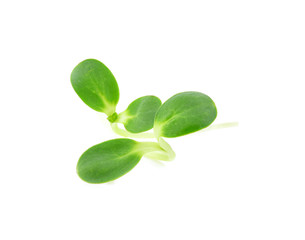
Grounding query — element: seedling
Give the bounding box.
[71,59,236,184]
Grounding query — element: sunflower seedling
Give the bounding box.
[71,59,236,184]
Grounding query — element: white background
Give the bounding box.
[1,1,305,239]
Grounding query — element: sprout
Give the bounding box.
[71,59,236,183]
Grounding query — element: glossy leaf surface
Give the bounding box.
[71,59,119,115]
[154,91,217,138]
[117,95,161,133]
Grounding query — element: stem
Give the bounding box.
[158,137,176,160]
[111,123,155,139]
[138,141,163,153]
[144,152,171,161]
[138,141,172,161]
[201,122,239,132]
[143,138,176,161]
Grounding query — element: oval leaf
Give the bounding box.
[71,59,119,115]
[76,139,167,183]
[117,96,162,133]
[77,139,142,183]
[154,91,217,138]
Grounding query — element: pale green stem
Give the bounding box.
[159,137,175,160]
[111,123,155,138]
[144,152,170,161]
[144,138,176,161]
[111,122,238,139]
[200,122,239,133]
[138,141,171,161]
[138,141,163,153]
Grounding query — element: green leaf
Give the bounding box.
[154,91,217,138]
[76,138,165,183]
[77,139,141,183]
[115,95,162,133]
[71,59,119,116]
